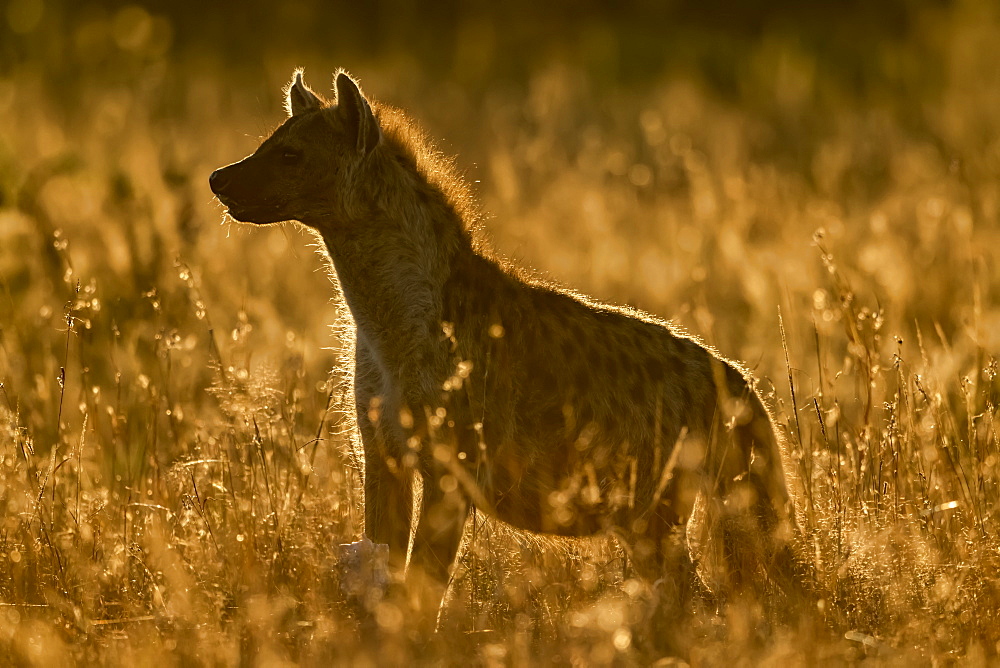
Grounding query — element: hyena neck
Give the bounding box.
[314,162,474,394]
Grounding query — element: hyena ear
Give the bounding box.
[334,71,381,155]
[286,70,323,117]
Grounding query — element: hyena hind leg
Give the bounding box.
[621,502,707,658]
[704,406,813,613]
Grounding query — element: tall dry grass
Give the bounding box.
[1,2,999,664]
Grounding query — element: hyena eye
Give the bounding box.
[282,149,303,165]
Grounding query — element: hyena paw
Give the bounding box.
[337,535,390,605]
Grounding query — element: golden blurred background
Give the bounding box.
[0,1,999,663]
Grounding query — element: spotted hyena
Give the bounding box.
[210,70,811,620]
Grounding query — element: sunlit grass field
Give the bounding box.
[2,2,1000,664]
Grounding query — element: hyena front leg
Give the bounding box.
[336,409,408,612]
[354,349,414,569]
[354,408,470,630]
[360,420,415,570]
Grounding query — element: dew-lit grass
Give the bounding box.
[1,2,999,664]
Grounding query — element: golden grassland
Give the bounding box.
[2,6,1000,665]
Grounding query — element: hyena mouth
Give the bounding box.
[217,198,284,224]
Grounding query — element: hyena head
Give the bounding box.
[209,70,381,225]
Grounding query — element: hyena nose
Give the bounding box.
[209,168,231,195]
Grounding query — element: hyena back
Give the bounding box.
[210,70,810,611]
